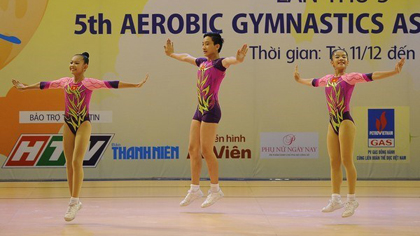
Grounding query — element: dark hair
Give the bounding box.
[203,32,224,53]
[330,48,348,61]
[75,52,90,64]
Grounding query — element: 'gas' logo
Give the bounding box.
[368,109,395,148]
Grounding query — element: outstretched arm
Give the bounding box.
[164,39,196,66]
[12,79,40,91]
[222,44,248,68]
[294,65,313,86]
[118,74,149,89]
[372,58,405,80]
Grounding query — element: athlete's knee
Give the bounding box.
[188,145,200,156]
[341,157,355,169]
[201,146,215,159]
[63,151,73,159]
[66,165,73,171]
[330,158,341,170]
[72,157,84,168]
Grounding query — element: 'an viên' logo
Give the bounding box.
[368,109,395,147]
[3,134,113,168]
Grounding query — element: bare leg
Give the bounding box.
[339,120,357,194]
[179,120,204,207]
[321,124,346,213]
[200,122,219,184]
[71,121,91,197]
[63,124,75,196]
[327,124,342,194]
[188,120,202,185]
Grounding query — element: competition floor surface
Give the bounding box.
[0,180,419,236]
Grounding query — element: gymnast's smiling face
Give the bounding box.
[69,56,88,76]
[331,50,349,72]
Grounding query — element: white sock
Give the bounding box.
[347,194,356,201]
[210,183,220,193]
[332,194,341,202]
[190,184,200,192]
[70,197,79,205]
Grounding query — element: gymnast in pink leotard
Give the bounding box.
[294,48,405,218]
[312,72,373,135]
[164,32,248,208]
[192,57,226,123]
[12,52,149,222]
[40,77,120,134]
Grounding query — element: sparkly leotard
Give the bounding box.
[40,77,119,134]
[192,58,226,123]
[312,73,373,134]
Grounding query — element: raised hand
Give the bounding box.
[395,57,405,74]
[294,65,301,82]
[236,44,248,63]
[136,74,149,88]
[164,39,174,57]
[12,79,26,90]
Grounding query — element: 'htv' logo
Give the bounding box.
[3,134,113,168]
